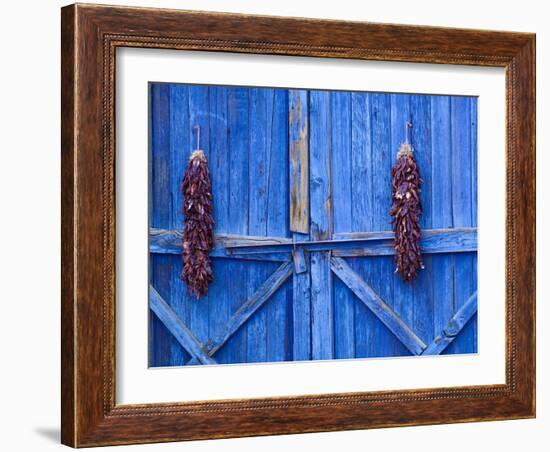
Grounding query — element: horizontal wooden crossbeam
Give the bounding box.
[332,228,477,257]
[149,228,291,262]
[149,286,216,365]
[187,261,294,365]
[150,227,477,258]
[330,257,427,356]
[422,292,478,355]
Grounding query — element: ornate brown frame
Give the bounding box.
[61,3,535,447]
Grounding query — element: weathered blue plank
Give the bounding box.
[246,87,271,363]
[206,86,232,364]
[411,95,433,228]
[369,93,400,357]
[333,229,478,256]
[228,87,250,235]
[149,83,173,367]
[410,94,434,346]
[309,90,334,360]
[448,96,475,355]
[309,90,333,241]
[331,257,427,356]
[149,228,291,261]
[209,87,230,232]
[310,251,333,359]
[423,292,477,355]
[151,83,172,234]
[265,89,291,363]
[331,91,355,360]
[370,94,393,228]
[288,89,311,361]
[430,95,453,229]
[331,91,352,236]
[226,87,250,364]
[350,92,373,359]
[289,89,309,233]
[470,99,479,352]
[150,227,477,257]
[430,96,455,355]
[389,93,414,357]
[167,84,191,365]
[451,97,473,227]
[149,286,216,365]
[471,98,478,228]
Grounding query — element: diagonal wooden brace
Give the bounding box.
[422,292,478,355]
[149,286,216,365]
[186,261,294,365]
[330,256,427,355]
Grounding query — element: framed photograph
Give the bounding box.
[61,3,535,447]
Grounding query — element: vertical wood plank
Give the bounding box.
[389,94,414,357]
[225,87,250,363]
[289,89,311,361]
[351,92,374,359]
[449,96,475,354]
[206,86,232,364]
[410,94,434,346]
[430,96,455,353]
[309,90,334,360]
[149,83,172,366]
[470,98,478,352]
[289,89,309,233]
[247,87,270,363]
[471,98,478,227]
[167,84,191,365]
[369,93,400,357]
[330,91,355,359]
[266,89,291,362]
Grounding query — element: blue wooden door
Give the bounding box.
[149,83,478,367]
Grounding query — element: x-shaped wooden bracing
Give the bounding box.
[150,261,294,365]
[150,248,477,364]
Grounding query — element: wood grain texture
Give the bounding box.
[289,90,309,233]
[60,5,76,446]
[61,3,535,447]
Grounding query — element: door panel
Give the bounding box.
[149,83,478,367]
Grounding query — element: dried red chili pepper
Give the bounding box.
[389,138,424,283]
[180,148,215,298]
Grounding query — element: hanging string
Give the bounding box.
[195,124,200,150]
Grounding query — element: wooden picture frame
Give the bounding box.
[61,3,535,447]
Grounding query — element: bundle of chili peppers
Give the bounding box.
[389,138,424,283]
[180,148,215,298]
